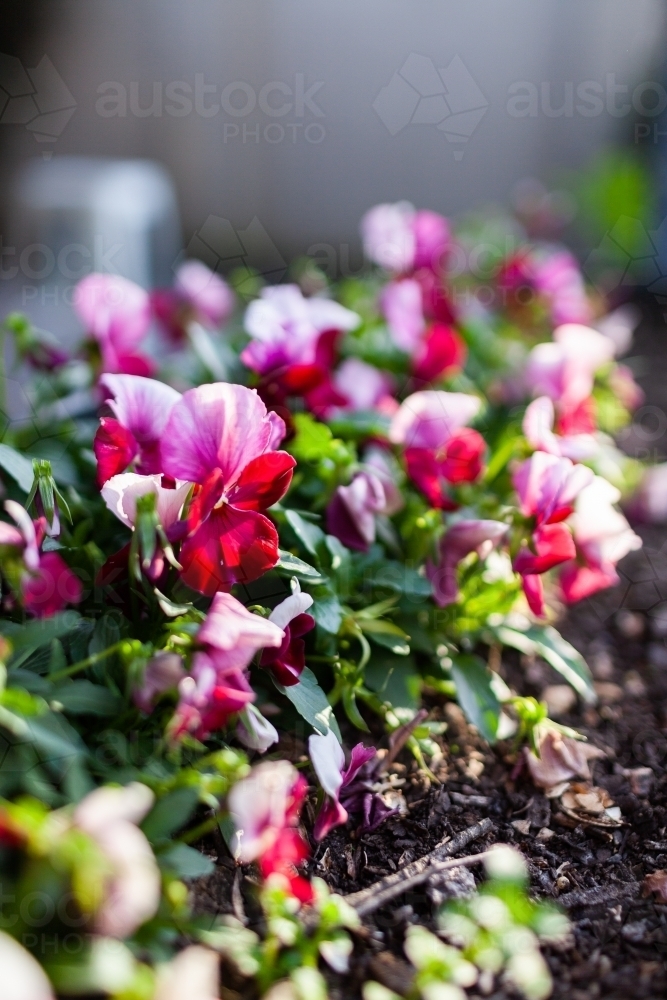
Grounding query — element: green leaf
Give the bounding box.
[157,842,215,879]
[491,621,595,703]
[289,413,334,461]
[276,550,327,584]
[364,653,420,710]
[327,410,391,441]
[274,666,341,739]
[142,787,200,842]
[310,585,343,635]
[359,619,410,655]
[0,443,35,492]
[450,654,501,743]
[50,680,122,716]
[3,612,81,660]
[342,687,370,731]
[284,509,326,560]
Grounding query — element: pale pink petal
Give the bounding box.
[228,759,301,861]
[309,728,345,798]
[360,202,415,272]
[0,932,55,1000]
[175,260,235,328]
[570,476,641,567]
[198,592,284,670]
[101,474,190,529]
[154,946,220,1000]
[4,500,39,572]
[160,383,277,486]
[594,304,640,356]
[269,588,314,631]
[523,397,559,454]
[380,278,425,352]
[74,274,151,353]
[236,704,279,753]
[333,358,393,411]
[100,374,181,444]
[389,390,481,449]
[75,782,155,832]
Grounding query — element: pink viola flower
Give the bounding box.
[133,652,186,714]
[160,383,295,595]
[524,323,614,419]
[523,396,598,461]
[412,322,467,385]
[525,726,604,792]
[0,932,55,1000]
[152,259,235,342]
[74,273,154,376]
[327,469,401,552]
[429,519,508,607]
[331,357,397,414]
[172,592,284,739]
[512,452,593,615]
[0,501,82,618]
[260,582,315,686]
[560,475,641,603]
[413,209,451,272]
[360,202,449,274]
[389,391,484,508]
[74,782,160,938]
[499,247,591,327]
[380,278,425,353]
[94,373,181,486]
[241,284,359,377]
[228,760,313,903]
[309,728,390,840]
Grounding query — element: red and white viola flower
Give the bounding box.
[326,469,402,552]
[523,396,598,461]
[160,383,295,594]
[389,390,484,508]
[101,473,191,531]
[309,728,378,841]
[152,259,235,342]
[559,475,641,603]
[94,373,182,486]
[512,452,593,615]
[260,582,315,687]
[498,246,592,328]
[428,519,509,607]
[228,760,313,903]
[74,273,154,376]
[236,703,280,753]
[172,592,283,740]
[73,782,161,938]
[0,500,82,618]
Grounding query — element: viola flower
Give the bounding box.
[0,501,82,618]
[228,760,313,903]
[429,519,508,607]
[360,202,449,274]
[74,273,154,376]
[172,593,284,739]
[133,652,186,714]
[160,383,295,594]
[559,476,641,603]
[94,373,182,486]
[152,259,235,342]
[499,247,591,327]
[512,452,593,615]
[525,726,604,791]
[523,396,598,461]
[326,470,400,552]
[331,357,397,414]
[524,323,615,424]
[260,582,315,686]
[412,322,467,384]
[74,782,161,938]
[309,728,392,840]
[389,390,484,508]
[631,463,667,524]
[412,209,451,272]
[0,932,55,1000]
[380,278,425,353]
[236,703,279,753]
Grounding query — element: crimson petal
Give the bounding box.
[229,451,296,512]
[179,504,280,595]
[94,417,139,486]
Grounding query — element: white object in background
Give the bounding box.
[9,156,181,289]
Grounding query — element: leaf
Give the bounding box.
[450,654,501,743]
[359,619,410,655]
[342,687,370,731]
[154,589,193,617]
[157,842,215,879]
[288,413,334,461]
[0,443,35,492]
[284,509,326,560]
[3,612,81,661]
[327,410,391,441]
[276,550,327,584]
[310,585,343,635]
[491,621,595,703]
[274,666,341,739]
[50,680,122,716]
[365,653,420,710]
[142,787,200,842]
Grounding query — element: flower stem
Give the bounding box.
[49,640,126,682]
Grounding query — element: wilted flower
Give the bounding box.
[94,373,181,485]
[152,260,234,342]
[260,582,315,686]
[429,519,508,607]
[228,760,312,902]
[74,783,160,938]
[525,726,604,791]
[0,931,55,1000]
[74,273,154,376]
[309,728,391,840]
[161,383,295,594]
[559,475,641,603]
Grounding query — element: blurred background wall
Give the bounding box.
[0,0,665,273]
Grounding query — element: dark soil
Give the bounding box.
[193,299,667,1000]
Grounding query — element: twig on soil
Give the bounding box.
[344,817,494,918]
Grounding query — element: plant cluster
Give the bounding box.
[0,195,649,997]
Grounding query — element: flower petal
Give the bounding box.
[179,504,280,595]
[309,728,345,798]
[229,451,296,511]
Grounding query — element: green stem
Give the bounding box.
[178,811,223,845]
[49,641,126,682]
